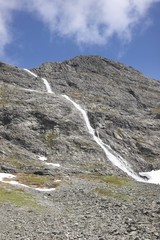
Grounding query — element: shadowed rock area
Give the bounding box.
[0,56,160,239]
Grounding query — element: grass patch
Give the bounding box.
[16,173,63,188]
[0,155,43,172]
[100,175,132,186]
[151,107,160,114]
[117,129,122,138]
[143,155,154,163]
[99,107,110,113]
[151,104,160,114]
[41,134,59,145]
[80,163,105,171]
[75,174,133,187]
[73,140,93,151]
[0,185,42,208]
[0,83,11,106]
[46,134,59,143]
[94,188,133,200]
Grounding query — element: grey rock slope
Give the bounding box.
[0,56,160,240]
[32,55,160,173]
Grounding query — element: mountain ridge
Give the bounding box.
[0,56,160,239]
[31,56,160,172]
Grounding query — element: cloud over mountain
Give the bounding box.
[0,0,159,60]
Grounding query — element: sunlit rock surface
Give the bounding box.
[0,56,160,239]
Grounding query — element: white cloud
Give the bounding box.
[26,0,160,44]
[0,0,159,60]
[0,0,24,62]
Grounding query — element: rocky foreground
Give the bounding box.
[0,56,160,239]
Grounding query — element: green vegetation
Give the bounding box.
[94,188,133,201]
[151,106,160,114]
[0,185,41,208]
[17,173,62,188]
[75,173,134,201]
[75,174,133,187]
[99,107,110,113]
[117,129,122,138]
[80,163,105,171]
[143,155,154,163]
[0,156,24,170]
[42,134,59,145]
[0,155,43,172]
[99,175,132,186]
[18,174,49,187]
[0,83,11,105]
[73,141,93,151]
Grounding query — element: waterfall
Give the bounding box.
[24,69,38,78]
[41,78,53,93]
[24,69,53,93]
[62,95,143,181]
[24,68,146,182]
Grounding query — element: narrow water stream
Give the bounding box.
[24,69,145,181]
[23,69,160,184]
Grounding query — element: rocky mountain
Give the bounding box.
[0,56,160,239]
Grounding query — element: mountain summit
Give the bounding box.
[0,56,160,239]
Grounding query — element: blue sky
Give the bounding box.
[0,0,160,80]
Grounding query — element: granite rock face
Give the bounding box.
[0,56,160,239]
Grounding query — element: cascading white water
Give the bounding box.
[23,69,148,182]
[24,69,53,93]
[24,68,38,78]
[41,77,53,93]
[62,95,143,181]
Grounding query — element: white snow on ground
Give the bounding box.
[4,180,30,188]
[45,163,61,167]
[139,170,160,184]
[38,156,60,167]
[38,156,47,161]
[23,89,40,93]
[0,173,55,191]
[34,187,55,192]
[54,179,61,183]
[0,173,16,182]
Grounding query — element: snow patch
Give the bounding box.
[38,156,47,161]
[54,179,61,183]
[45,163,61,167]
[0,173,55,191]
[139,170,160,184]
[38,156,60,167]
[0,173,15,182]
[34,187,55,192]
